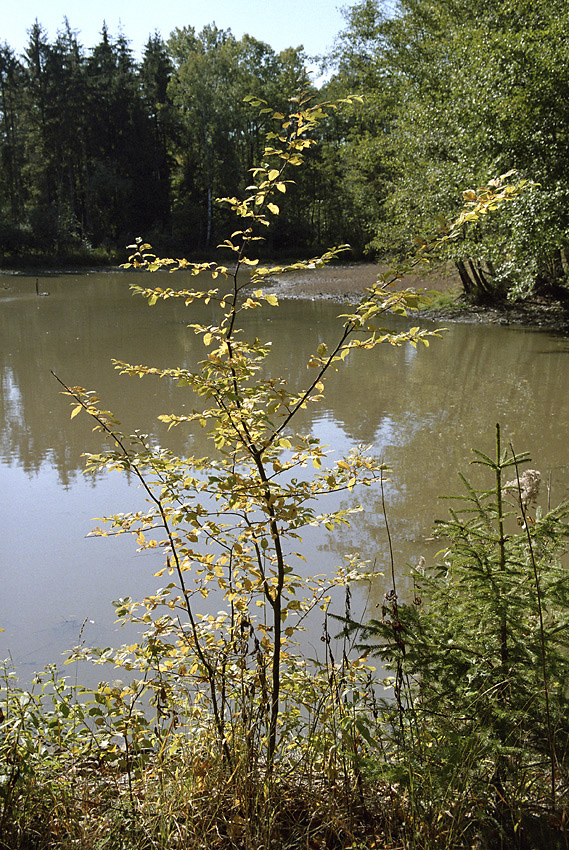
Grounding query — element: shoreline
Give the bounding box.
[3,261,569,332]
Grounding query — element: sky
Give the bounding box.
[3,0,348,60]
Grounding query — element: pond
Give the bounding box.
[2,268,569,681]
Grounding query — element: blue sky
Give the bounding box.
[4,0,347,59]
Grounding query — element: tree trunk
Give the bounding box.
[455,259,474,295]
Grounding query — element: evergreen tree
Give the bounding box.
[139,33,174,239]
[84,26,158,247]
[0,45,26,229]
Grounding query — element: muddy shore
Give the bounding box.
[270,263,569,333]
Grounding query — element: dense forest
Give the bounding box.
[1,0,569,300]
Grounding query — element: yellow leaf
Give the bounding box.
[268,169,280,180]
[70,405,82,419]
[267,203,280,215]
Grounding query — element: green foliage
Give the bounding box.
[0,662,143,846]
[5,3,567,280]
[0,22,318,263]
[331,0,569,299]
[166,26,313,252]
[348,424,569,846]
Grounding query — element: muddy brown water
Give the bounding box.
[2,268,569,681]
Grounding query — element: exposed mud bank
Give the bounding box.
[418,297,569,332]
[270,263,569,333]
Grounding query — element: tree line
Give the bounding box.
[0,21,326,264]
[2,0,569,301]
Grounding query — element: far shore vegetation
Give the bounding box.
[1,0,569,308]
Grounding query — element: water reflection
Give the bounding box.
[2,271,569,678]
